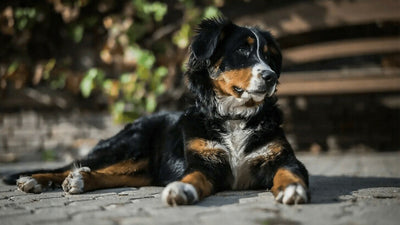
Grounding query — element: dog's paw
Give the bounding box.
[161,181,199,206]
[16,176,42,193]
[275,183,308,205]
[62,167,90,194]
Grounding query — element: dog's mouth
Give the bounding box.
[247,83,276,98]
[242,83,276,107]
[214,83,276,117]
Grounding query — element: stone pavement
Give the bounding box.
[1,152,400,225]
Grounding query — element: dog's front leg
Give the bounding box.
[162,138,231,206]
[271,166,309,204]
[161,171,212,206]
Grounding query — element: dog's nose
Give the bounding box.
[261,70,277,83]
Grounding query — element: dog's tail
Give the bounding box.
[1,164,73,185]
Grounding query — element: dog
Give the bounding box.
[3,18,309,205]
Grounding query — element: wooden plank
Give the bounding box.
[283,37,400,65]
[234,0,400,37]
[280,68,400,81]
[278,69,400,95]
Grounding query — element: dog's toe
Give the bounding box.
[62,167,90,194]
[275,184,308,205]
[161,181,198,206]
[17,176,42,193]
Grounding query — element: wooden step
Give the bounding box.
[278,68,400,95]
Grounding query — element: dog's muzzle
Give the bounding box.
[250,64,278,97]
[248,70,277,98]
[261,70,277,97]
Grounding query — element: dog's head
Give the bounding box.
[186,18,282,118]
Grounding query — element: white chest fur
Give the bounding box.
[222,120,253,184]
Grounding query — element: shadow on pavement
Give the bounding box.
[197,190,263,207]
[309,175,400,204]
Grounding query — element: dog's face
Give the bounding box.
[188,18,282,118]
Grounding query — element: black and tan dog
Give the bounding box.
[3,18,309,205]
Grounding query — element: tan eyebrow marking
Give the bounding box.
[247,37,255,45]
[263,45,268,53]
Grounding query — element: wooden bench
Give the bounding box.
[278,68,400,96]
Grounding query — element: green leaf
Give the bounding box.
[155,84,165,95]
[203,6,221,19]
[80,68,105,98]
[102,79,113,91]
[148,2,168,22]
[50,73,66,90]
[114,101,125,114]
[7,61,19,74]
[80,75,94,98]
[138,51,155,68]
[137,67,151,80]
[173,23,191,48]
[146,94,157,112]
[72,25,84,43]
[17,18,29,30]
[120,73,133,84]
[15,7,37,30]
[155,66,168,78]
[43,59,56,79]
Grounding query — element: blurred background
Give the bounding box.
[0,0,399,163]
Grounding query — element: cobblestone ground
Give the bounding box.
[1,152,400,225]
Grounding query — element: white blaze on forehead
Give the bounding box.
[248,28,276,97]
[248,28,272,68]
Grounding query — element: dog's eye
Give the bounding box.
[233,86,244,94]
[236,45,250,57]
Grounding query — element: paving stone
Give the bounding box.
[3,208,70,225]
[37,218,116,225]
[0,207,31,217]
[1,153,400,225]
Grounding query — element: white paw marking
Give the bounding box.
[275,184,308,204]
[62,167,90,194]
[161,181,199,206]
[16,176,42,193]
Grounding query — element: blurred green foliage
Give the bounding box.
[0,0,222,123]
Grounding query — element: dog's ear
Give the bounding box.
[191,18,232,60]
[262,31,282,77]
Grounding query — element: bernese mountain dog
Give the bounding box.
[3,18,309,205]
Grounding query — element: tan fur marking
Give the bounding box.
[67,159,152,192]
[246,140,287,172]
[247,37,255,45]
[181,171,213,199]
[215,57,223,68]
[271,168,306,197]
[32,171,70,187]
[268,142,283,154]
[212,68,252,97]
[96,159,149,175]
[269,45,279,55]
[187,139,228,162]
[263,45,268,53]
[187,138,208,151]
[81,172,152,192]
